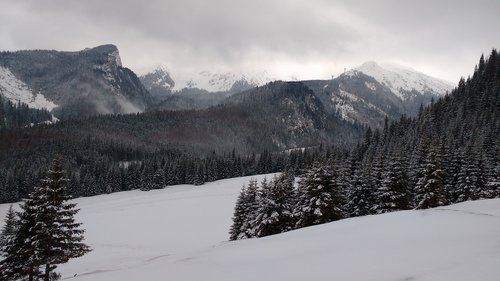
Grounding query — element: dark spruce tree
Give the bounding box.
[238,178,261,239]
[0,205,18,256]
[228,178,261,240]
[376,154,411,213]
[253,174,295,237]
[1,186,41,281]
[229,184,249,241]
[414,149,446,209]
[0,205,20,281]
[294,160,345,228]
[0,157,91,281]
[346,168,375,217]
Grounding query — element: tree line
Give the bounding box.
[0,142,340,203]
[230,49,500,239]
[0,96,52,129]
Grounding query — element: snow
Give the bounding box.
[0,66,58,111]
[1,175,499,281]
[364,81,377,91]
[171,70,275,92]
[332,89,359,122]
[350,61,455,100]
[109,49,122,67]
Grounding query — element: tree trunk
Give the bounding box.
[44,264,51,281]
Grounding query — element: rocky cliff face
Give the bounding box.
[0,44,152,118]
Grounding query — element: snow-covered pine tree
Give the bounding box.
[239,178,261,239]
[0,205,20,281]
[445,150,464,203]
[253,174,295,237]
[486,159,500,198]
[408,143,428,195]
[346,168,375,217]
[414,149,446,209]
[294,160,345,228]
[1,157,92,281]
[152,168,166,189]
[376,154,411,213]
[229,178,262,240]
[0,205,18,256]
[475,155,493,199]
[229,185,248,241]
[0,188,41,281]
[456,153,479,202]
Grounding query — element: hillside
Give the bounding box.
[1,175,498,281]
[0,45,152,118]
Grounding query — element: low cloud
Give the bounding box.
[1,0,499,83]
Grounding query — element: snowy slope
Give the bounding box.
[1,176,499,281]
[140,65,176,90]
[176,70,273,92]
[350,61,454,100]
[143,68,274,92]
[0,66,58,111]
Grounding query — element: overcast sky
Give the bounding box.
[1,0,499,84]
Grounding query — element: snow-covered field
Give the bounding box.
[1,174,499,281]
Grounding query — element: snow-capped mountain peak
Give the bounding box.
[348,61,454,100]
[140,66,175,90]
[141,67,274,93]
[174,70,274,92]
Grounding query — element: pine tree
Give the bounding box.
[376,154,411,213]
[0,205,18,256]
[456,154,479,202]
[414,150,446,209]
[239,178,260,239]
[229,185,248,241]
[294,160,345,228]
[475,155,491,199]
[1,190,41,281]
[152,168,166,189]
[253,174,295,237]
[445,150,464,203]
[346,168,375,217]
[1,157,92,281]
[0,205,21,280]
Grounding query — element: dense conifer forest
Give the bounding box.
[0,96,52,129]
[230,50,500,239]
[0,82,363,203]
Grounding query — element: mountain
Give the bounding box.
[301,62,455,128]
[145,62,454,129]
[0,44,152,118]
[224,81,363,149]
[350,50,500,181]
[352,61,454,100]
[140,67,274,111]
[139,66,175,98]
[303,73,404,128]
[172,70,273,92]
[0,65,58,111]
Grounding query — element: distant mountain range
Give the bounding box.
[142,60,454,128]
[0,44,455,130]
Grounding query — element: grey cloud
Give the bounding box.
[1,0,499,82]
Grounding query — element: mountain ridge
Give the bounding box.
[145,61,454,128]
[0,44,153,118]
[350,61,454,100]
